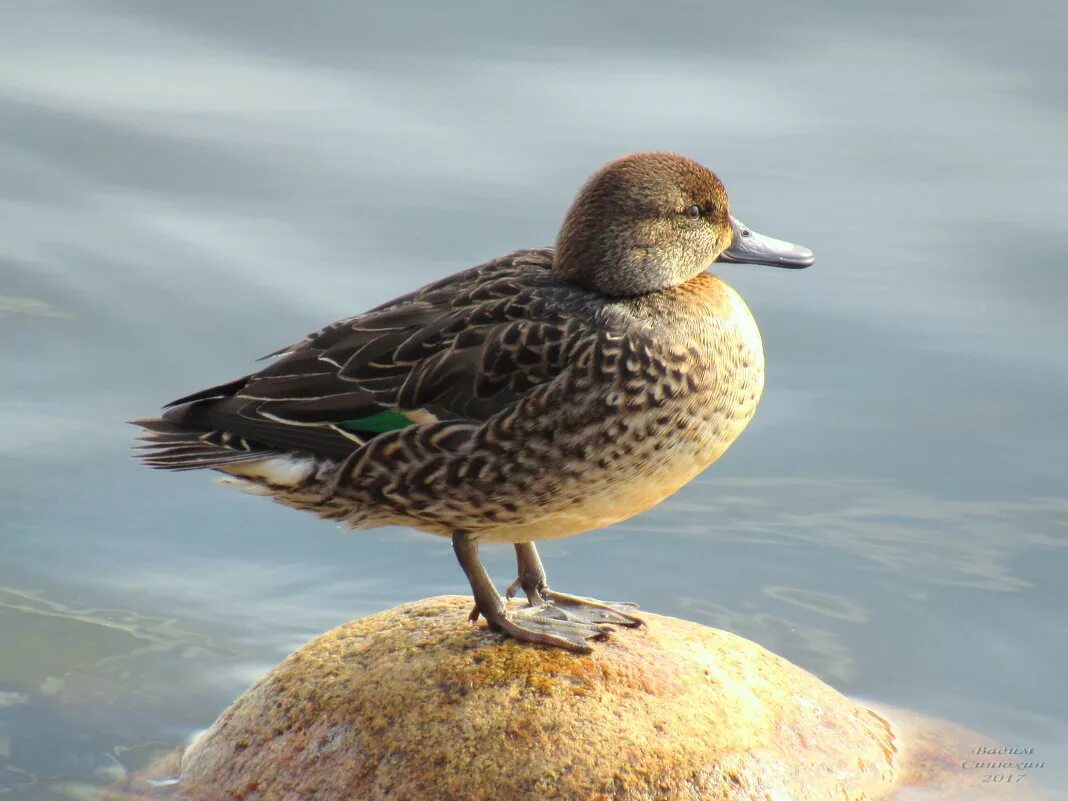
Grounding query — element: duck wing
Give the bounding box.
[134,250,601,469]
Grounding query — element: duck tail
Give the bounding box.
[130,414,280,472]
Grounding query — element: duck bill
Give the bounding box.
[716,215,815,268]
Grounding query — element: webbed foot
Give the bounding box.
[490,603,612,652]
[454,534,636,653]
[536,589,643,628]
[506,542,644,628]
[453,534,641,653]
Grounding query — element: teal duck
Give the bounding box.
[134,152,814,652]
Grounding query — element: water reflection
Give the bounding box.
[665,476,1068,592]
[0,297,72,320]
[0,589,223,798]
[679,596,858,682]
[763,586,869,623]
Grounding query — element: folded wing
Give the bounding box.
[134,250,599,470]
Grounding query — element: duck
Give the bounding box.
[134,152,814,652]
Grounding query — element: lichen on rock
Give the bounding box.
[107,596,1041,801]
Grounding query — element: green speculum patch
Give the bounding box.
[339,410,417,433]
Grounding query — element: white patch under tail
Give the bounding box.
[214,454,321,495]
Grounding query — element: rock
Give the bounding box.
[865,702,1047,800]
[107,596,1045,800]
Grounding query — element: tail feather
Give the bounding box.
[161,376,251,409]
[131,417,280,472]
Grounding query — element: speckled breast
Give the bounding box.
[589,274,764,515]
[475,272,765,544]
[650,272,766,470]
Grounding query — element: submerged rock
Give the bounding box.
[108,596,1043,800]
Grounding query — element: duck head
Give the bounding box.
[553,152,814,297]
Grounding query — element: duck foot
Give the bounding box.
[453,532,623,653]
[488,604,613,652]
[506,542,644,628]
[521,587,643,628]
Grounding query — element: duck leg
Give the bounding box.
[452,532,612,652]
[505,542,644,628]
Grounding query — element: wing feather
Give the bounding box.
[135,249,608,469]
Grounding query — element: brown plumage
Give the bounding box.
[133,152,813,651]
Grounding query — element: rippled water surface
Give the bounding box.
[2,2,1067,797]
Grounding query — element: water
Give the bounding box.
[2,1,1066,797]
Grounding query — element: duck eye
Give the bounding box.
[685,204,702,219]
